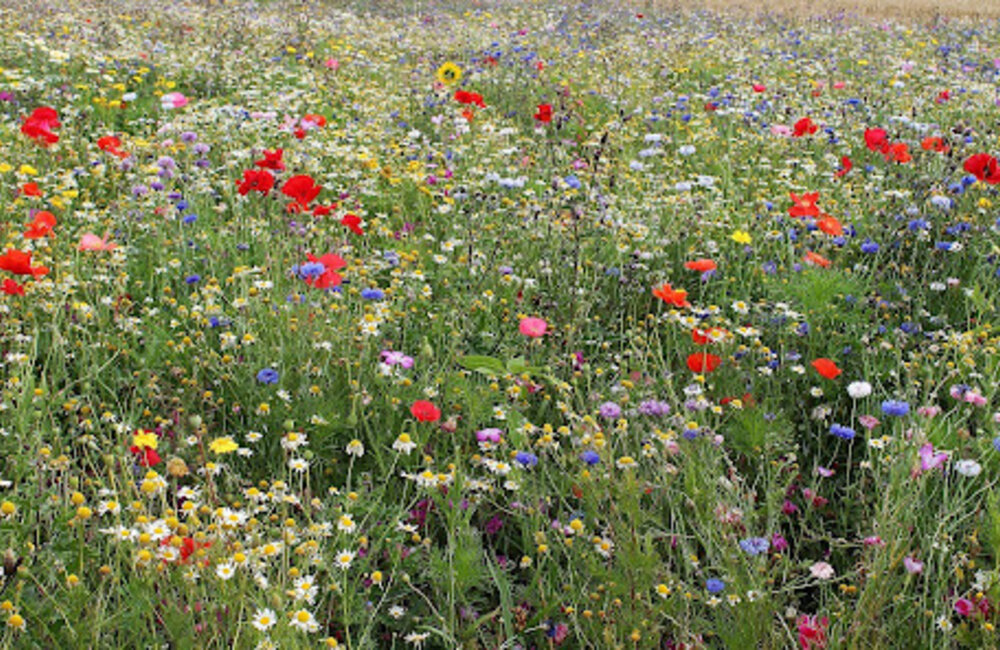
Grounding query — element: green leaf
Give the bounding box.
[457,355,506,377]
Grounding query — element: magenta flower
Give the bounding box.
[519,317,548,338]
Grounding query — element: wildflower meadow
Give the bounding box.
[2,1,1000,647]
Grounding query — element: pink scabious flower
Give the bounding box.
[810,561,835,580]
[519,317,548,338]
[903,556,924,574]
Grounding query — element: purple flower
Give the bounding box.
[598,402,622,419]
[706,578,725,593]
[515,451,538,468]
[739,537,770,556]
[829,424,856,440]
[881,400,910,417]
[256,368,279,384]
[580,450,600,465]
[476,428,502,443]
[638,400,671,417]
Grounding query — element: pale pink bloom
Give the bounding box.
[903,556,924,574]
[771,124,793,137]
[78,233,117,252]
[809,561,835,580]
[160,92,189,109]
[918,443,948,473]
[917,405,941,418]
[833,81,845,89]
[324,58,340,70]
[518,317,547,338]
[858,415,879,430]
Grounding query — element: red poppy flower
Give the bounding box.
[788,192,821,218]
[652,282,690,308]
[236,169,274,195]
[410,400,441,422]
[0,249,49,277]
[130,445,162,467]
[834,156,852,178]
[341,213,364,235]
[461,109,475,122]
[752,83,767,93]
[936,90,950,103]
[302,113,326,128]
[21,106,60,145]
[964,153,1000,184]
[691,327,728,345]
[686,352,722,373]
[534,104,552,123]
[816,215,843,236]
[454,90,486,108]
[885,142,911,164]
[23,211,57,239]
[920,137,948,153]
[20,182,42,197]
[864,128,889,153]
[793,117,818,137]
[811,358,841,380]
[97,135,128,158]
[1,279,24,295]
[312,204,338,217]
[282,175,322,210]
[302,252,346,290]
[684,258,717,272]
[254,148,285,170]
[803,251,831,268]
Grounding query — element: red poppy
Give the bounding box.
[1,279,24,295]
[816,215,843,237]
[97,135,128,158]
[864,128,889,153]
[534,104,553,123]
[834,156,852,178]
[454,90,486,108]
[920,136,948,153]
[236,169,274,195]
[691,327,728,345]
[752,83,767,93]
[811,358,841,380]
[686,352,722,373]
[684,258,717,272]
[885,142,911,164]
[964,153,1000,184]
[788,192,821,218]
[24,211,57,239]
[282,175,322,211]
[936,90,950,103]
[254,148,285,170]
[302,113,326,128]
[130,445,162,467]
[803,251,831,268]
[411,400,441,422]
[461,109,475,122]
[652,282,690,308]
[312,204,338,217]
[704,102,718,112]
[21,106,60,145]
[20,182,42,197]
[341,213,364,235]
[0,249,49,277]
[793,117,818,137]
[163,536,212,564]
[302,252,346,290]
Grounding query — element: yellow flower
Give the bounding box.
[133,430,158,450]
[436,62,462,85]
[6,613,25,631]
[731,229,752,245]
[209,436,239,454]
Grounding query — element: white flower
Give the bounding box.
[954,459,982,477]
[847,381,873,399]
[288,609,319,633]
[288,458,309,472]
[346,439,365,457]
[337,515,356,534]
[388,605,406,620]
[405,631,431,647]
[293,575,319,604]
[679,145,696,156]
[251,608,276,631]
[335,550,355,570]
[809,561,835,580]
[216,562,236,580]
[393,433,417,455]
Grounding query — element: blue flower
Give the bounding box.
[256,368,280,384]
[881,400,910,417]
[515,452,538,468]
[580,451,600,466]
[298,262,326,278]
[706,578,725,593]
[185,275,200,284]
[829,424,856,440]
[993,437,1000,453]
[361,288,385,300]
[739,537,770,556]
[860,239,880,254]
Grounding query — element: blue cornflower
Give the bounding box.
[860,239,880,254]
[182,213,198,224]
[881,400,910,417]
[992,437,1000,453]
[361,288,385,300]
[256,368,280,384]
[515,452,538,468]
[298,262,326,278]
[706,578,725,593]
[580,451,600,466]
[830,424,856,440]
[184,275,200,284]
[739,537,770,556]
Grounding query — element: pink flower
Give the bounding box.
[160,92,189,109]
[519,317,547,338]
[810,561,835,580]
[797,614,829,649]
[858,415,880,430]
[917,405,941,418]
[954,598,975,617]
[863,536,884,547]
[771,124,793,137]
[324,58,340,70]
[918,443,948,473]
[903,556,923,574]
[78,232,117,252]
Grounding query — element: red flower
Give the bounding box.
[652,283,690,308]
[936,90,950,103]
[811,358,841,380]
[1,279,24,295]
[803,251,831,268]
[254,148,285,170]
[0,249,49,277]
[920,136,949,153]
[752,83,767,93]
[312,204,337,217]
[834,156,852,178]
[302,252,346,290]
[20,182,42,197]
[686,352,721,373]
[341,213,364,235]
[816,215,843,236]
[411,400,441,422]
[684,258,716,272]
[130,445,162,467]
[798,615,829,650]
[864,128,889,153]
[21,106,60,145]
[885,142,911,163]
[97,135,127,158]
[302,113,326,128]
[236,169,274,195]
[793,117,817,137]
[454,90,486,108]
[23,211,57,239]
[964,153,1000,184]
[282,175,322,210]
[534,104,553,123]
[788,192,820,218]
